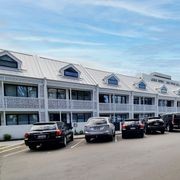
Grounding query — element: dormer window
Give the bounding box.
[108,76,118,85]
[138,81,146,89]
[104,73,119,86]
[64,67,78,78]
[0,51,22,69]
[60,64,81,78]
[160,85,167,94]
[0,55,18,68]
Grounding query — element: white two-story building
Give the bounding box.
[0,49,180,140]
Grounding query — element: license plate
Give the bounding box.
[37,135,46,139]
[130,127,136,130]
[154,123,159,126]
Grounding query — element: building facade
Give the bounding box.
[0,49,180,140]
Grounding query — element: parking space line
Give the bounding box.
[0,145,24,154]
[3,149,27,158]
[70,139,84,149]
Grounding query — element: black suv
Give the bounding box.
[144,117,165,134]
[24,122,73,150]
[162,113,180,132]
[121,119,144,138]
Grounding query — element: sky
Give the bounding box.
[0,0,180,80]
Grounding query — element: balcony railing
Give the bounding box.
[99,103,130,112]
[48,99,95,110]
[158,106,176,113]
[134,105,156,112]
[4,96,43,109]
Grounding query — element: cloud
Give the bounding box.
[1,35,106,46]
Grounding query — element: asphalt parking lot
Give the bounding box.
[1,132,180,180]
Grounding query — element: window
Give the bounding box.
[6,114,39,125]
[138,82,146,89]
[4,84,38,97]
[0,55,18,68]
[161,86,167,94]
[108,76,118,85]
[99,94,109,103]
[134,97,139,104]
[64,67,78,78]
[73,113,91,122]
[113,95,127,104]
[49,113,60,121]
[48,88,66,99]
[72,90,91,100]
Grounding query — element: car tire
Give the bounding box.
[62,136,67,147]
[167,125,173,132]
[29,145,36,150]
[70,133,74,141]
[161,130,165,134]
[145,128,150,134]
[122,133,126,139]
[109,135,113,141]
[113,131,115,137]
[85,137,91,143]
[140,133,144,138]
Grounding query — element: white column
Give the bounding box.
[43,78,48,122]
[155,95,158,116]
[59,111,62,122]
[175,98,177,113]
[96,85,99,117]
[1,81,4,109]
[130,92,134,119]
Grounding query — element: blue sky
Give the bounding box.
[0,0,180,79]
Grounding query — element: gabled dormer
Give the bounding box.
[103,73,119,86]
[60,64,80,78]
[0,51,22,69]
[134,79,147,90]
[174,89,180,96]
[160,85,167,94]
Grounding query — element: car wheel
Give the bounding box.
[29,145,36,150]
[113,130,115,137]
[85,137,91,143]
[62,136,67,147]
[140,133,144,138]
[145,128,150,134]
[122,133,126,139]
[70,133,74,141]
[167,125,173,132]
[161,130,165,134]
[109,134,113,141]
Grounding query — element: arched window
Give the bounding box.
[64,67,78,78]
[138,81,146,89]
[161,86,167,93]
[0,55,18,68]
[108,76,118,85]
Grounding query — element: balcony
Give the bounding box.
[134,105,156,112]
[48,99,95,110]
[99,103,131,112]
[158,106,176,113]
[4,96,44,109]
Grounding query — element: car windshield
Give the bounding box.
[87,118,107,125]
[31,124,57,131]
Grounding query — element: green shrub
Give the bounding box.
[79,130,84,135]
[3,134,12,141]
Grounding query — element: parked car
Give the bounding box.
[121,119,144,138]
[162,113,180,132]
[84,117,115,142]
[144,117,165,134]
[24,122,73,150]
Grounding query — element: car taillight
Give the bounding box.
[122,124,126,130]
[139,123,144,129]
[56,129,62,136]
[24,133,29,139]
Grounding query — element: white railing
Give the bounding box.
[134,105,156,112]
[99,103,130,112]
[158,106,176,113]
[177,107,180,113]
[4,96,41,109]
[48,99,95,110]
